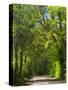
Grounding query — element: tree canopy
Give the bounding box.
[9,4,66,85]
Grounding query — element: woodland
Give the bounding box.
[9,4,66,85]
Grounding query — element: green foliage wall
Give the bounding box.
[10,4,66,85]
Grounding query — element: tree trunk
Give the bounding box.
[15,45,18,81]
[24,55,27,71]
[20,47,23,79]
[23,55,27,77]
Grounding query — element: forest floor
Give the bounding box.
[25,75,66,85]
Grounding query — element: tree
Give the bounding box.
[10,4,66,85]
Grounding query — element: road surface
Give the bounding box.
[25,75,66,85]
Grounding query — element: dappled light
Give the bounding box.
[9,4,66,86]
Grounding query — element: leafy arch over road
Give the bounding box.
[9,4,66,85]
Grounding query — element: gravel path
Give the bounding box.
[25,75,66,85]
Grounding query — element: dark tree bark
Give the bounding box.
[24,55,27,70]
